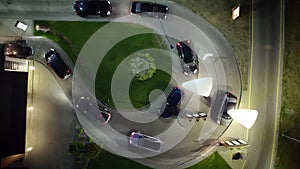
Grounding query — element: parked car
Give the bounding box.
[159,87,183,118]
[4,40,34,58]
[130,1,168,19]
[76,96,111,124]
[74,0,112,17]
[176,40,198,75]
[217,92,237,126]
[129,131,164,152]
[44,48,71,80]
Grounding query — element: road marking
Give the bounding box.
[245,0,283,169]
[202,53,213,60]
[246,0,255,138]
[269,0,284,168]
[242,0,256,168]
[264,45,273,49]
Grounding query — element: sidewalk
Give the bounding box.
[218,91,249,169]
[0,19,33,39]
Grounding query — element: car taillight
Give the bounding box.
[67,70,70,73]
[176,42,181,46]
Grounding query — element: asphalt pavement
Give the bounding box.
[245,0,283,169]
[0,0,255,169]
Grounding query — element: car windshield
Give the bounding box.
[77,98,110,124]
[153,4,166,13]
[141,136,161,151]
[100,111,110,121]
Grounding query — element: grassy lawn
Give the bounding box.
[88,151,230,169]
[34,21,108,63]
[173,0,250,91]
[88,150,152,169]
[34,21,172,109]
[275,0,300,168]
[95,33,171,108]
[34,20,232,168]
[186,152,231,169]
[129,70,171,108]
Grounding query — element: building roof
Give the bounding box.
[0,71,28,158]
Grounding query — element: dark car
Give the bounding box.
[76,96,111,124]
[74,0,112,17]
[176,40,198,75]
[4,40,34,58]
[130,1,168,19]
[159,87,183,118]
[217,92,237,126]
[129,131,164,152]
[44,48,71,80]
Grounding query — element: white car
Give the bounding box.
[76,97,111,124]
[129,131,164,152]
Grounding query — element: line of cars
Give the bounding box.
[75,96,165,152]
[73,1,199,76]
[73,1,169,19]
[2,39,72,80]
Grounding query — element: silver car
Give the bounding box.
[76,96,111,124]
[129,131,164,152]
[217,92,237,126]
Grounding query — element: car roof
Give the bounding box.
[167,87,182,106]
[76,97,111,123]
[4,42,33,57]
[46,51,70,78]
[75,1,110,12]
[177,42,194,63]
[130,132,163,152]
[132,1,167,13]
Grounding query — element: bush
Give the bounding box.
[128,52,156,81]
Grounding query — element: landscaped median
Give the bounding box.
[34,20,231,169]
[34,21,172,109]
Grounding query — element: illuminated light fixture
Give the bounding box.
[182,77,212,97]
[228,109,258,129]
[27,107,34,111]
[15,20,28,31]
[29,66,35,70]
[232,4,240,20]
[26,147,33,152]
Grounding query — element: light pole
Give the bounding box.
[159,19,173,49]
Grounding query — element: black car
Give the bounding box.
[159,87,183,118]
[4,40,34,58]
[44,49,71,80]
[74,0,112,17]
[176,40,198,75]
[130,1,168,19]
[218,92,237,126]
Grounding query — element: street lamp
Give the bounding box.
[159,19,173,49]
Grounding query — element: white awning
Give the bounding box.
[182,77,212,97]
